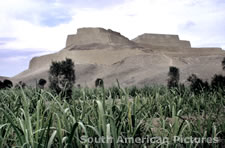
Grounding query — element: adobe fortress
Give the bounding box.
[11,28,225,87]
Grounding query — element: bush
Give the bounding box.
[77,84,81,88]
[167,66,180,88]
[211,74,225,90]
[222,57,225,70]
[15,81,26,89]
[0,81,3,89]
[187,74,209,94]
[38,78,47,89]
[95,78,104,88]
[1,79,13,89]
[49,58,75,99]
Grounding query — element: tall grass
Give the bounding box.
[0,86,224,147]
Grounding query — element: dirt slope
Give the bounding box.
[11,27,225,88]
[0,76,8,81]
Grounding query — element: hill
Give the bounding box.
[0,76,9,81]
[11,27,225,87]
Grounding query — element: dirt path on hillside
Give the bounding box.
[161,52,174,66]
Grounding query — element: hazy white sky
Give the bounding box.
[0,0,225,76]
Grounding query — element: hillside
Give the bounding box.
[0,76,9,81]
[11,27,225,87]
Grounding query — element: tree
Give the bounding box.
[0,79,13,89]
[222,57,225,70]
[49,58,75,99]
[77,84,81,88]
[211,74,225,90]
[95,78,104,88]
[167,66,180,88]
[38,78,47,89]
[0,81,3,89]
[3,79,13,88]
[187,74,209,94]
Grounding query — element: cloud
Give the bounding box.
[0,37,16,46]
[0,0,72,27]
[0,49,49,76]
[67,0,225,49]
[1,0,225,76]
[1,56,27,62]
[0,0,126,52]
[1,0,225,52]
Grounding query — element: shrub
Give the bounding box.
[222,57,225,70]
[95,78,104,88]
[0,81,3,89]
[167,66,180,88]
[211,74,225,90]
[187,74,209,94]
[77,84,81,88]
[15,81,26,89]
[175,83,186,96]
[3,79,13,89]
[49,58,75,99]
[38,78,47,89]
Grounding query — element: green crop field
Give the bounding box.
[0,86,224,147]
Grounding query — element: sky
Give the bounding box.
[0,0,225,77]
